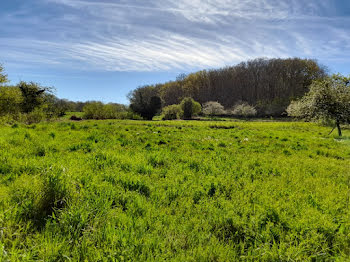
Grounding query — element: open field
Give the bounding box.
[0,120,349,261]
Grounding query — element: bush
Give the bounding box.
[25,107,47,124]
[231,102,257,117]
[83,102,107,119]
[117,111,143,120]
[83,102,119,120]
[161,104,182,120]
[180,97,201,119]
[0,86,23,116]
[202,101,226,116]
[83,102,141,120]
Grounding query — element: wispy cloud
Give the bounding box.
[1,0,349,72]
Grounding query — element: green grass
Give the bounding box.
[0,120,349,261]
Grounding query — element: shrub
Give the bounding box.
[83,102,142,120]
[161,104,182,120]
[118,111,143,120]
[25,107,47,124]
[180,97,201,119]
[83,102,106,119]
[202,101,226,116]
[83,102,129,120]
[231,102,257,117]
[0,86,23,116]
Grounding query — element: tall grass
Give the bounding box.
[0,120,349,261]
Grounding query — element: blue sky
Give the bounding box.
[1,0,350,104]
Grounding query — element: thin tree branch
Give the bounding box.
[328,125,336,135]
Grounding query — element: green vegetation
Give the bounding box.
[0,120,349,261]
[0,81,64,124]
[161,104,182,120]
[231,102,257,117]
[160,98,201,120]
[82,101,141,120]
[288,74,350,136]
[202,101,226,116]
[130,58,327,117]
[128,85,162,120]
[0,63,8,84]
[180,97,201,119]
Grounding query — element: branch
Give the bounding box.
[328,125,336,135]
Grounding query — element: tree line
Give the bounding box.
[128,57,327,118]
[0,64,136,123]
[2,58,349,133]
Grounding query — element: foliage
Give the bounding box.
[0,120,349,261]
[231,102,257,117]
[0,64,8,84]
[202,101,226,116]
[44,95,72,117]
[0,80,72,123]
[136,58,326,116]
[159,81,184,106]
[83,101,135,120]
[0,86,23,116]
[84,102,116,120]
[17,81,53,113]
[117,111,143,120]
[128,85,162,120]
[287,74,350,136]
[161,104,182,120]
[180,97,201,119]
[24,107,47,124]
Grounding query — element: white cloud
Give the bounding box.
[1,0,349,72]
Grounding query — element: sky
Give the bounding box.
[1,0,350,104]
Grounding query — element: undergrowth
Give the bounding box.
[0,120,349,261]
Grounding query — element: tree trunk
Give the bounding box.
[336,120,342,136]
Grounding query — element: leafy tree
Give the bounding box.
[128,85,162,120]
[231,102,257,117]
[18,81,53,113]
[0,64,8,85]
[287,74,350,136]
[0,86,23,115]
[161,104,182,120]
[153,58,326,116]
[159,81,184,106]
[180,97,201,119]
[203,101,226,116]
[44,95,71,117]
[83,101,137,120]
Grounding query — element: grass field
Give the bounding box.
[0,120,349,261]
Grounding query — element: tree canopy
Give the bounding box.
[18,81,53,113]
[130,58,327,117]
[128,85,162,120]
[202,101,226,116]
[180,97,201,119]
[0,64,8,84]
[287,74,350,136]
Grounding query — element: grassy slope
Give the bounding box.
[0,120,349,261]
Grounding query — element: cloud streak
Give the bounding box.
[1,0,349,72]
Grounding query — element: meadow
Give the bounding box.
[0,119,349,261]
